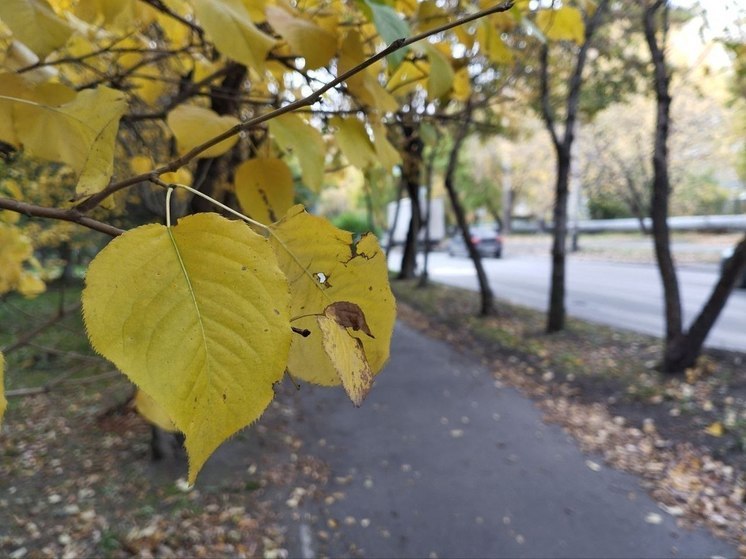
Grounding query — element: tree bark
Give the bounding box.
[643,0,744,373]
[540,0,609,333]
[444,105,495,316]
[398,122,424,280]
[418,135,439,288]
[644,0,683,349]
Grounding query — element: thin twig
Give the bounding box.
[6,370,122,398]
[75,1,515,213]
[0,197,124,237]
[2,303,82,355]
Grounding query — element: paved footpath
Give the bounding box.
[283,323,735,559]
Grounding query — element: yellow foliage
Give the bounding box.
[269,205,396,394]
[82,213,292,483]
[425,44,454,100]
[0,0,73,58]
[234,157,295,224]
[536,6,586,45]
[266,5,337,70]
[166,104,240,159]
[268,113,326,191]
[0,223,45,297]
[192,0,277,72]
[331,116,378,170]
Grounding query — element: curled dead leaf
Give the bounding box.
[324,301,375,338]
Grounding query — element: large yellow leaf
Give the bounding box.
[386,60,428,97]
[166,104,240,159]
[0,80,126,196]
[134,389,178,432]
[234,157,294,224]
[0,351,6,427]
[0,0,73,58]
[476,19,514,65]
[269,205,395,393]
[269,113,326,191]
[331,116,377,170]
[192,0,276,72]
[265,5,337,70]
[82,213,291,483]
[536,6,585,45]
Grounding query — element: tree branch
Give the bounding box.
[75,1,515,213]
[0,197,124,237]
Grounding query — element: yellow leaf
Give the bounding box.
[269,205,396,390]
[265,5,337,70]
[317,314,373,406]
[536,6,585,45]
[234,157,294,224]
[426,44,454,100]
[414,1,449,33]
[331,116,377,170]
[0,0,73,58]
[339,30,398,112]
[0,351,6,427]
[82,213,291,483]
[242,0,274,22]
[371,122,401,171]
[130,64,166,106]
[0,223,41,296]
[269,113,326,191]
[476,19,513,65]
[452,67,472,102]
[192,0,277,72]
[129,154,153,175]
[18,271,45,298]
[0,81,126,196]
[134,389,178,432]
[705,422,724,437]
[166,104,240,159]
[387,60,428,97]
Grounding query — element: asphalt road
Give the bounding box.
[391,250,746,352]
[285,324,735,558]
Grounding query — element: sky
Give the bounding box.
[671,0,745,39]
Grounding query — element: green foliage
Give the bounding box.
[332,211,378,236]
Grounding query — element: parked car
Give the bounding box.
[721,247,746,289]
[448,224,503,258]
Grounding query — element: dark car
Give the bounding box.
[448,224,503,258]
[721,247,746,289]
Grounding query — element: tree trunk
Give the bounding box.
[398,123,423,280]
[662,235,746,371]
[444,105,495,316]
[539,0,609,333]
[418,139,439,288]
[547,148,570,332]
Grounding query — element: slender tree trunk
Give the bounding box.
[540,0,609,333]
[644,1,684,357]
[644,0,746,372]
[444,105,495,316]
[385,181,404,257]
[398,123,423,280]
[664,235,746,371]
[418,138,439,288]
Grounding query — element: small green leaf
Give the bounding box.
[357,0,410,68]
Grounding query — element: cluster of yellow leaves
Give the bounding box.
[0,223,46,298]
[82,206,395,483]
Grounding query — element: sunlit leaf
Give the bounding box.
[0,0,73,58]
[134,389,178,432]
[339,30,398,112]
[0,79,125,196]
[476,19,514,65]
[269,205,396,390]
[266,5,337,70]
[234,157,295,223]
[269,113,326,191]
[386,59,428,97]
[705,421,724,437]
[536,6,585,45]
[331,116,377,170]
[192,0,277,72]
[82,213,291,483]
[166,104,240,159]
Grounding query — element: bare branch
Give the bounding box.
[0,197,124,237]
